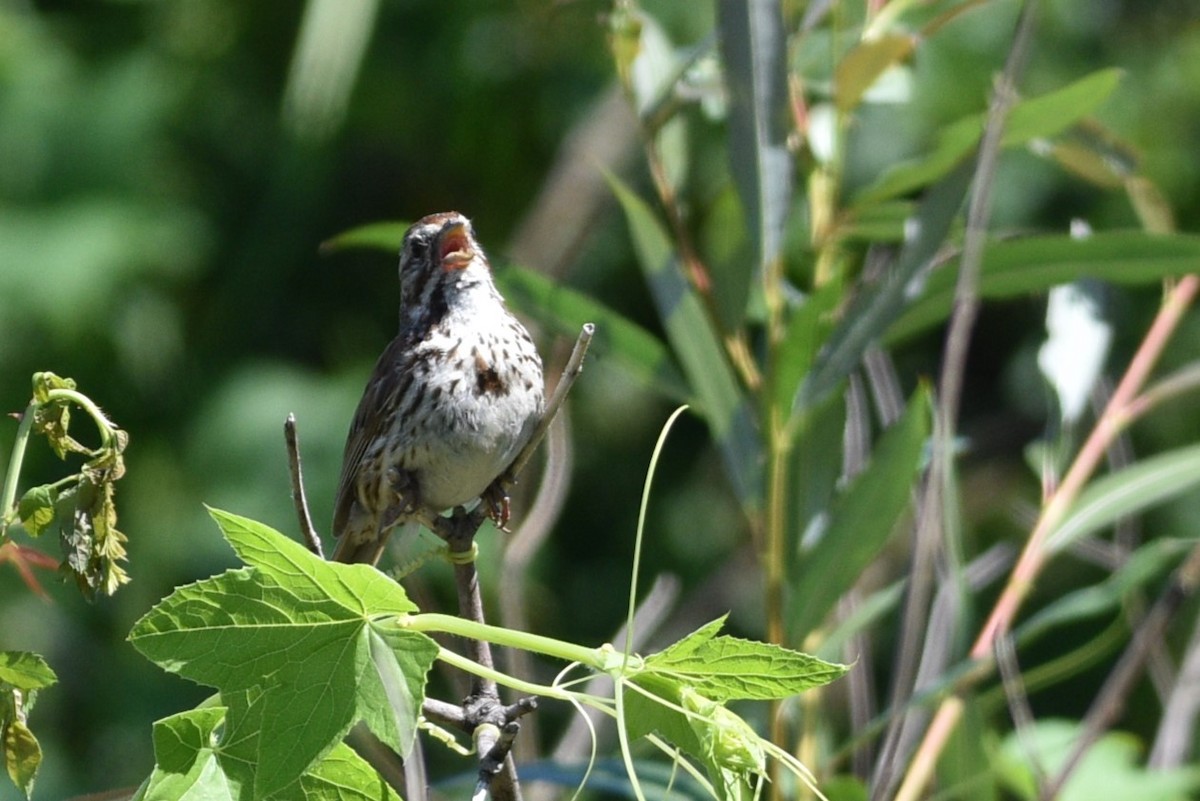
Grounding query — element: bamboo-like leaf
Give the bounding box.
[496,266,690,403]
[717,0,793,278]
[854,68,1122,207]
[320,222,692,399]
[1019,539,1189,641]
[609,174,763,506]
[320,221,407,254]
[801,158,974,411]
[788,386,931,642]
[1046,442,1200,554]
[835,33,915,112]
[886,232,1200,343]
[771,278,841,430]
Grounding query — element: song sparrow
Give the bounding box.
[331,212,544,565]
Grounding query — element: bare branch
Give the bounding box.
[284,414,323,557]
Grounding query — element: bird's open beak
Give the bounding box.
[438,221,475,270]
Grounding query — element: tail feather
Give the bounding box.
[331,520,421,566]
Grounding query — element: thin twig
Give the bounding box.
[424,323,593,801]
[890,6,1039,798]
[1150,606,1200,767]
[899,272,1200,798]
[509,323,593,481]
[1039,542,1200,799]
[500,410,574,762]
[995,634,1045,789]
[284,414,323,557]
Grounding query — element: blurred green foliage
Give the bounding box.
[3,1,1200,799]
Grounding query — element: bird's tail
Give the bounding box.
[331,520,421,566]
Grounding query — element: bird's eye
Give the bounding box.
[406,237,429,261]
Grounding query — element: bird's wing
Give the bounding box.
[331,335,410,538]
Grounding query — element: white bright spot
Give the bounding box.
[1038,283,1112,424]
[807,103,838,165]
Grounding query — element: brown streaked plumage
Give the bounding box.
[331,212,544,565]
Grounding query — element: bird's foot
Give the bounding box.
[482,479,512,530]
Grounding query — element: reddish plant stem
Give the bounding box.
[896,273,1199,801]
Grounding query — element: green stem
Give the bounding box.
[45,388,117,447]
[407,612,613,671]
[0,402,37,534]
[435,646,616,713]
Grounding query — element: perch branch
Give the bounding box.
[426,322,593,801]
[284,414,323,557]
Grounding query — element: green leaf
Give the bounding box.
[718,0,794,279]
[495,265,691,402]
[137,707,400,801]
[1001,68,1123,146]
[887,232,1200,343]
[854,68,1122,206]
[320,221,408,254]
[622,675,704,758]
[681,687,765,792]
[608,174,763,506]
[16,486,56,537]
[207,508,418,616]
[3,718,42,798]
[996,719,1200,801]
[1018,539,1189,643]
[136,711,235,801]
[30,372,75,405]
[788,391,848,573]
[771,278,842,431]
[299,740,403,800]
[1046,442,1200,554]
[803,160,974,409]
[789,386,931,642]
[643,617,849,701]
[0,652,57,691]
[834,33,915,112]
[129,509,437,798]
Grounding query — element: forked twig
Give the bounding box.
[428,322,594,801]
[282,323,593,801]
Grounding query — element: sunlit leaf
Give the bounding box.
[887,232,1200,343]
[136,707,400,801]
[789,386,931,642]
[3,718,41,798]
[496,265,690,402]
[1046,442,1200,553]
[854,68,1122,206]
[16,486,56,537]
[835,33,915,112]
[608,173,763,506]
[643,617,849,701]
[718,0,793,282]
[0,652,57,690]
[128,509,437,798]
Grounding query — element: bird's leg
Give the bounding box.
[379,467,420,533]
[481,477,512,530]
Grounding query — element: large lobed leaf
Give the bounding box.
[133,707,401,801]
[128,509,436,799]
